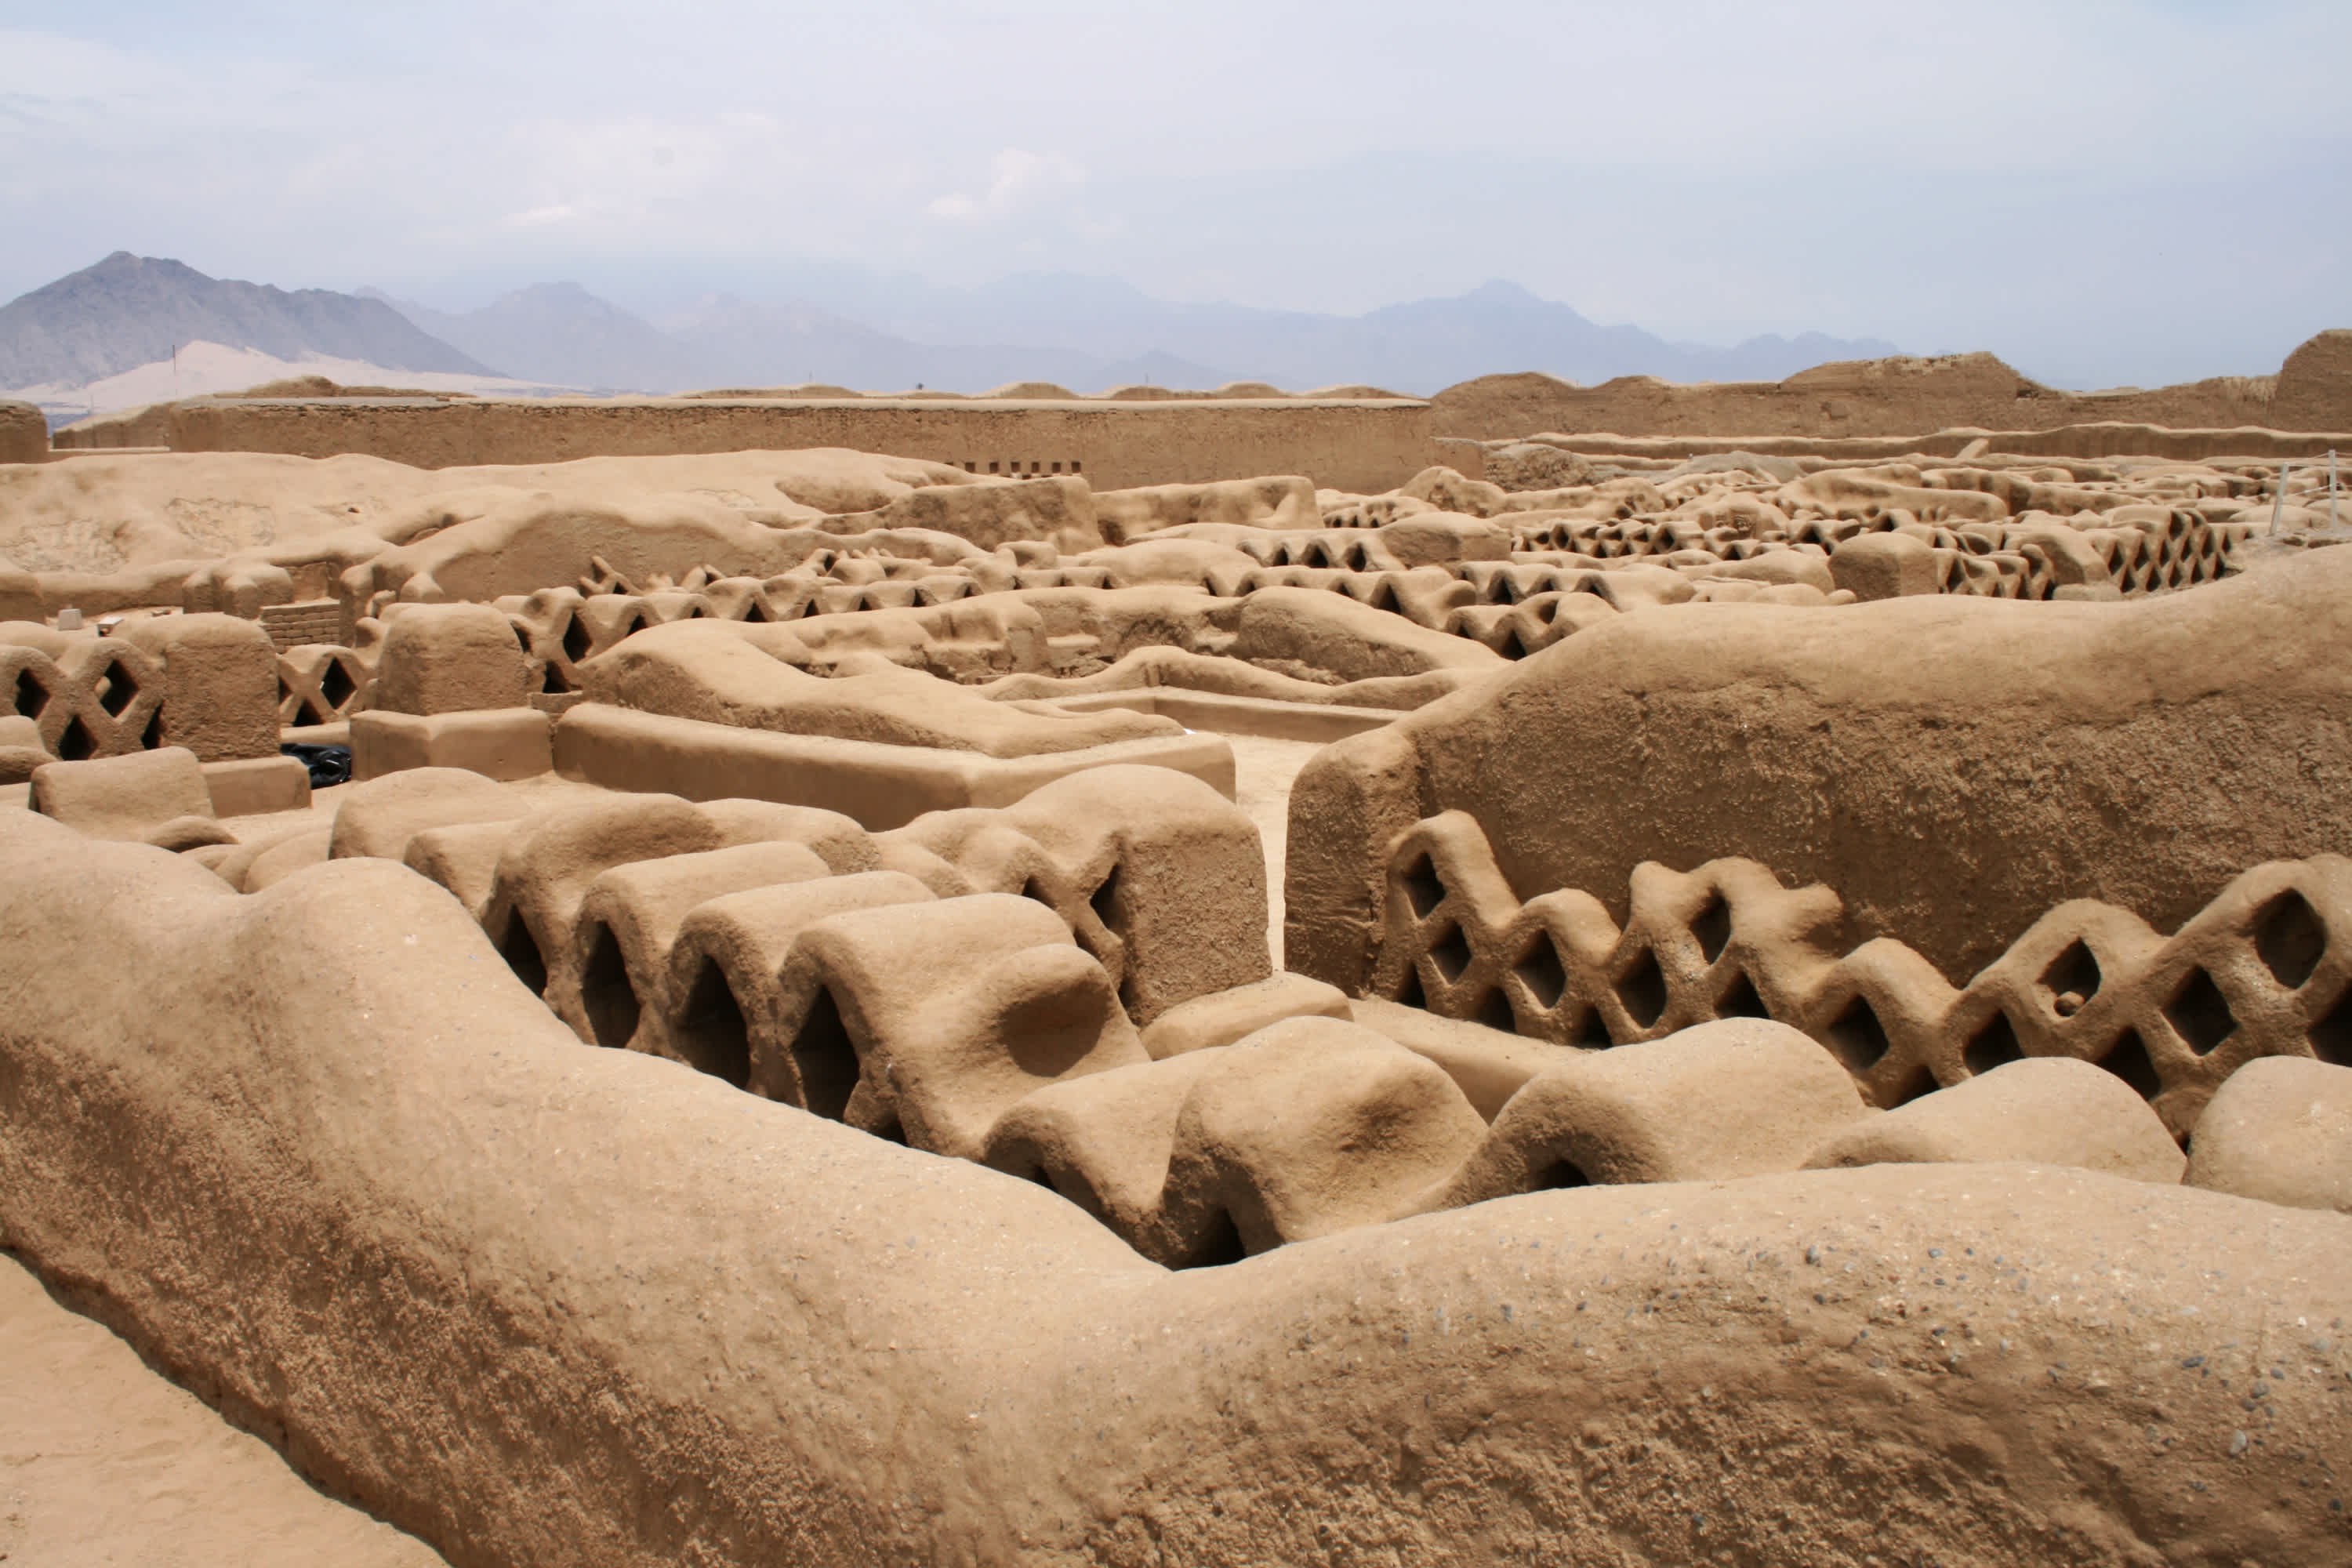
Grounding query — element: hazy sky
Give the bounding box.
[2,1,2346,387]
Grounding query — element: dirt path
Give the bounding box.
[0,1250,445,1568]
[1224,733,1329,969]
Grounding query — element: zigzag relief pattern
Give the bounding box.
[0,639,165,760]
[1372,811,2352,1134]
[310,510,2247,706]
[474,564,1664,688]
[1509,511,2245,599]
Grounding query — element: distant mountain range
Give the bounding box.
[365,275,1903,397]
[2,253,1904,401]
[363,283,1233,395]
[0,252,492,390]
[757,271,1904,394]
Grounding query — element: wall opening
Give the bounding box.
[790,985,860,1120]
[674,959,752,1088]
[578,923,640,1050]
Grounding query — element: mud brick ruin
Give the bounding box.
[3,345,2351,1565]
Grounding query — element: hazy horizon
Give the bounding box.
[3,2,2347,390]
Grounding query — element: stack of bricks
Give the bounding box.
[257,599,349,652]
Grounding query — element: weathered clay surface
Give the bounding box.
[2,811,2348,1566]
[1292,553,2352,1000]
[6,426,2352,1566]
[1804,1057,2187,1184]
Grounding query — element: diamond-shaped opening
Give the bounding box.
[1494,630,1529,661]
[1530,1158,1591,1191]
[540,659,572,695]
[789,985,860,1121]
[2308,985,2352,1068]
[94,660,139,717]
[1513,936,1568,1010]
[1886,1061,1941,1107]
[615,612,648,641]
[2039,938,2102,1009]
[578,923,641,1051]
[1428,924,1474,985]
[1568,1002,1613,1047]
[1089,866,1123,931]
[858,1105,911,1145]
[1715,970,1769,1019]
[742,599,769,623]
[1616,948,1667,1030]
[673,958,751,1088]
[54,715,96,762]
[1690,892,1732,964]
[2254,889,2327,990]
[498,917,547,996]
[1823,993,1891,1073]
[2100,1029,2164,1100]
[2162,967,2237,1055]
[1173,1210,1248,1271]
[319,659,356,709]
[13,667,45,718]
[1963,1012,2024,1077]
[1393,963,1427,1010]
[1401,855,1447,920]
[561,615,593,663]
[140,710,164,749]
[1475,988,1517,1033]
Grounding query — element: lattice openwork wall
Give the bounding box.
[243,499,2253,722]
[1508,512,2246,600]
[1371,811,2352,1135]
[275,645,376,728]
[0,641,165,760]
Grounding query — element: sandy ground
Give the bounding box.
[11,338,577,426]
[0,1250,445,1567]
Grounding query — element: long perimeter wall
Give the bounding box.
[56,395,1445,494]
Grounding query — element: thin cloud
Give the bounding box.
[927,149,1084,222]
[0,4,2346,385]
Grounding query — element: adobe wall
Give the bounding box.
[1288,551,2352,995]
[4,812,2345,1568]
[2276,330,2352,430]
[1520,423,2352,463]
[55,396,1440,495]
[0,399,46,464]
[1432,338,2351,443]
